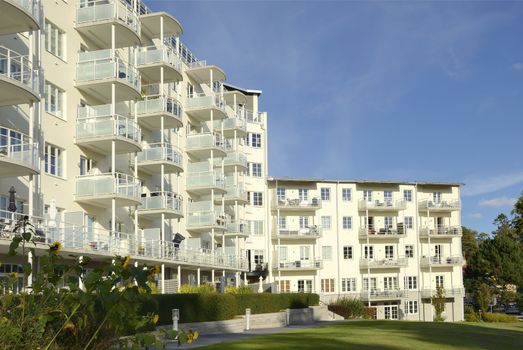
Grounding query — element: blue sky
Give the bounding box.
[148,0,523,234]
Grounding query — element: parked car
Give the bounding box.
[504,304,521,315]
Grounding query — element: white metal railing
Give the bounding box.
[0,46,41,95]
[139,191,182,213]
[274,225,321,238]
[0,209,247,270]
[77,50,141,91]
[186,92,225,111]
[137,45,182,72]
[136,95,182,119]
[186,133,225,151]
[76,0,140,35]
[358,198,407,210]
[274,196,322,209]
[0,127,39,170]
[359,257,408,268]
[75,172,141,200]
[420,256,463,267]
[137,142,182,166]
[358,225,404,237]
[76,109,141,144]
[273,258,322,270]
[186,171,225,190]
[419,199,461,210]
[245,109,263,124]
[420,288,465,298]
[420,226,462,237]
[360,289,407,299]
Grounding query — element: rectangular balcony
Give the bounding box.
[75,172,141,207]
[420,288,465,299]
[360,290,407,301]
[186,133,226,159]
[217,151,247,171]
[226,220,248,237]
[420,226,462,238]
[359,257,408,269]
[185,93,226,121]
[358,199,407,211]
[358,226,404,239]
[186,171,226,195]
[272,226,321,240]
[273,258,323,271]
[418,199,461,211]
[186,210,227,232]
[136,95,183,129]
[273,196,322,211]
[213,116,247,137]
[137,143,183,174]
[223,184,248,204]
[137,191,183,219]
[420,256,463,268]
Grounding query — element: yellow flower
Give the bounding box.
[49,241,62,253]
[8,272,18,279]
[152,314,159,324]
[122,255,131,269]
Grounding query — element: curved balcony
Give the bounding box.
[420,226,462,239]
[215,151,247,172]
[272,226,321,240]
[75,0,140,49]
[136,45,183,83]
[213,115,247,138]
[358,226,404,240]
[420,256,463,269]
[136,95,182,129]
[186,133,226,159]
[75,106,141,154]
[359,257,408,269]
[0,46,41,106]
[137,143,183,174]
[273,196,322,211]
[0,0,41,35]
[186,171,226,195]
[140,11,182,40]
[360,289,407,301]
[225,220,248,238]
[272,258,322,271]
[185,93,226,121]
[185,61,226,84]
[358,199,406,211]
[0,127,38,176]
[418,199,461,212]
[76,50,141,103]
[186,203,227,232]
[137,191,183,219]
[75,172,141,207]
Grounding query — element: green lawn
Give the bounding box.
[198,321,523,350]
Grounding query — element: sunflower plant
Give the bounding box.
[0,216,197,349]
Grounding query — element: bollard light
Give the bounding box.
[172,308,180,331]
[245,308,251,330]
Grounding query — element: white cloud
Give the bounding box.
[513,63,523,71]
[479,196,517,208]
[462,171,523,196]
[469,213,482,219]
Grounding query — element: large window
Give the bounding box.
[298,189,308,201]
[44,81,65,118]
[321,187,330,201]
[79,156,93,175]
[364,190,372,202]
[278,246,287,261]
[342,188,352,201]
[299,246,310,260]
[322,246,332,261]
[248,163,262,177]
[341,278,356,292]
[385,245,394,259]
[321,216,331,230]
[321,278,335,293]
[45,20,65,59]
[276,187,286,201]
[298,280,312,293]
[364,245,374,259]
[253,250,264,265]
[246,133,261,148]
[343,246,353,260]
[405,300,418,314]
[405,276,417,290]
[383,277,398,290]
[403,189,412,202]
[342,216,352,230]
[248,220,264,235]
[404,216,413,229]
[44,143,63,177]
[436,275,444,288]
[279,280,290,293]
[278,216,287,229]
[384,216,393,228]
[363,277,377,291]
[249,192,263,206]
[405,245,414,258]
[299,216,308,229]
[433,192,442,203]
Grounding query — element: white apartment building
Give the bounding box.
[0,0,463,322]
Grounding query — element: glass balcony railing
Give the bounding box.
[76,106,141,145]
[360,289,407,300]
[420,256,463,267]
[75,172,141,200]
[224,185,247,202]
[186,93,225,111]
[359,225,405,238]
[186,210,227,229]
[359,257,408,268]
[137,95,182,119]
[273,226,321,239]
[137,142,182,166]
[226,220,248,235]
[274,196,322,210]
[186,133,225,152]
[77,50,140,90]
[419,199,461,210]
[273,258,323,270]
[186,171,225,190]
[420,226,462,237]
[222,151,247,168]
[13,0,42,21]
[0,46,41,96]
[139,191,182,213]
[358,198,407,211]
[137,45,182,71]
[0,126,39,171]
[213,117,246,132]
[76,0,140,35]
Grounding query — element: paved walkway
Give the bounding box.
[168,321,348,349]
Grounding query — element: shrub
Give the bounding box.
[224,286,253,294]
[328,298,366,319]
[481,313,517,323]
[178,283,216,294]
[464,310,480,322]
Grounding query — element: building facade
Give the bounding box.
[0,0,463,321]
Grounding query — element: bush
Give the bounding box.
[144,293,319,325]
[328,298,366,319]
[464,310,480,322]
[178,283,216,294]
[481,313,518,323]
[224,286,253,294]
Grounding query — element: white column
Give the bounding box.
[197,268,201,286]
[177,265,181,292]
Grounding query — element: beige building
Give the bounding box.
[0,0,463,321]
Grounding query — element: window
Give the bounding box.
[278,246,287,261]
[404,276,417,290]
[250,192,263,206]
[343,246,353,260]
[299,246,310,260]
[405,300,418,314]
[248,163,262,177]
[404,216,413,229]
[45,20,65,59]
[253,250,264,265]
[342,188,352,201]
[383,277,398,290]
[364,245,374,259]
[320,187,330,201]
[322,246,332,261]
[321,278,335,293]
[342,216,352,230]
[404,190,412,202]
[247,133,261,148]
[79,156,93,175]
[45,82,65,118]
[279,280,290,293]
[276,187,286,201]
[435,275,444,288]
[298,189,308,201]
[384,216,393,228]
[385,245,394,259]
[405,245,414,258]
[364,190,372,202]
[384,190,392,204]
[299,216,309,229]
[278,216,286,229]
[363,277,377,291]
[44,143,63,177]
[248,220,264,235]
[341,278,356,292]
[298,280,312,293]
[321,216,331,230]
[433,192,442,203]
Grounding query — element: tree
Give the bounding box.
[511,191,523,242]
[461,226,479,262]
[476,283,491,315]
[432,286,446,322]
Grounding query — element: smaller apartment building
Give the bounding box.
[257,178,464,321]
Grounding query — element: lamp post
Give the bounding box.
[172,308,179,331]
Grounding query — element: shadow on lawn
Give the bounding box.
[196,321,523,350]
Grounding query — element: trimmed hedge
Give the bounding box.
[481,313,518,323]
[328,297,366,319]
[143,293,319,325]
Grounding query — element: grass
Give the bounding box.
[197,321,523,350]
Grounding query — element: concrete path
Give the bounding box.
[168,321,349,349]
